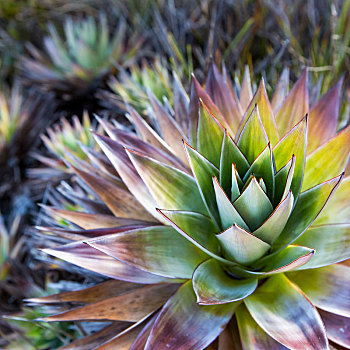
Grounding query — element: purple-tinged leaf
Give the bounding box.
[271,68,289,113]
[144,281,237,350]
[93,133,158,219]
[239,65,253,113]
[236,304,288,349]
[43,241,179,284]
[308,79,343,152]
[206,62,242,132]
[86,226,208,279]
[275,70,309,136]
[288,264,350,318]
[319,310,350,348]
[39,284,178,322]
[244,274,329,349]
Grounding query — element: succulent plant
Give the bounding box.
[20,14,142,98]
[32,65,350,349]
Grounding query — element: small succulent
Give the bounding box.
[20,14,142,98]
[107,57,179,114]
[33,66,350,349]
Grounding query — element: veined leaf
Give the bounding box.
[236,105,269,164]
[244,274,328,349]
[43,241,179,284]
[39,284,179,322]
[192,259,257,304]
[85,226,208,279]
[288,264,350,318]
[216,224,270,265]
[145,281,237,350]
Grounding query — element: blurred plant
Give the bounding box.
[106,57,188,114]
[28,66,350,348]
[20,14,143,99]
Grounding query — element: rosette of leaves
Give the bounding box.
[106,57,179,114]
[30,111,104,182]
[32,65,350,349]
[20,14,142,98]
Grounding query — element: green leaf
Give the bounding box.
[288,264,350,317]
[236,304,288,349]
[220,131,250,195]
[273,116,307,199]
[197,104,225,168]
[257,245,315,274]
[275,70,309,136]
[184,143,220,227]
[126,149,208,215]
[314,176,350,225]
[243,143,275,198]
[158,209,234,265]
[238,79,280,146]
[192,259,258,304]
[233,177,273,231]
[216,224,270,265]
[213,177,249,230]
[244,274,328,349]
[231,164,242,201]
[302,125,350,191]
[85,226,209,279]
[272,174,343,249]
[293,224,350,269]
[274,155,295,205]
[236,105,269,164]
[145,281,237,350]
[252,191,294,244]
